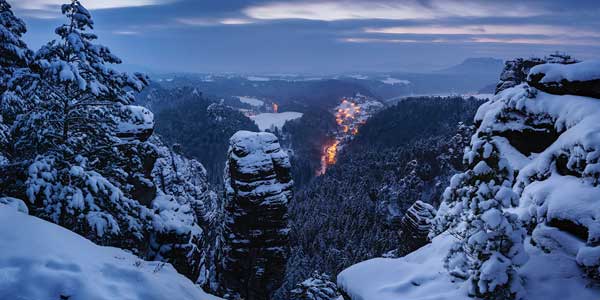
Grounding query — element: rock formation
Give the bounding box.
[217,130,293,300]
[527,60,600,99]
[397,200,435,256]
[495,53,577,94]
[338,55,600,300]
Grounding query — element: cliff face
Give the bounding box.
[148,136,218,282]
[218,131,293,300]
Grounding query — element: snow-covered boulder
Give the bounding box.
[116,105,154,142]
[0,205,222,300]
[216,131,293,300]
[528,60,600,99]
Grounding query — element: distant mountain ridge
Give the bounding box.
[438,57,504,74]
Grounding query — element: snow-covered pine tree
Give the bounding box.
[7,0,151,249]
[0,0,30,71]
[14,0,147,158]
[290,272,340,300]
[0,0,34,161]
[432,135,528,299]
[0,1,220,284]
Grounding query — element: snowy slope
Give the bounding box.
[250,112,303,131]
[338,233,598,300]
[0,205,221,300]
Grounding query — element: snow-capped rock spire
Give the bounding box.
[216,130,292,300]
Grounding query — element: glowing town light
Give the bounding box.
[326,140,340,165]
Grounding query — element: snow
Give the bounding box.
[338,232,599,300]
[246,76,270,82]
[380,77,410,85]
[529,60,600,83]
[0,197,28,214]
[518,175,600,242]
[0,206,222,300]
[250,112,303,131]
[117,105,154,140]
[236,96,264,107]
[348,74,369,80]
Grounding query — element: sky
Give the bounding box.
[11,0,600,74]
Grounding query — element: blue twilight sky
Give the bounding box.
[11,0,600,74]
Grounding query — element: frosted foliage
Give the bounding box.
[291,272,340,300]
[25,155,148,247]
[433,58,600,298]
[435,136,527,299]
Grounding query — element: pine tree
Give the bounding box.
[432,137,528,299]
[14,0,147,158]
[1,0,216,284]
[8,0,150,249]
[0,0,34,161]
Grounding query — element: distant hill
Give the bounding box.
[438,57,504,75]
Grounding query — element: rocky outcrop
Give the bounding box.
[397,200,435,256]
[495,53,577,94]
[148,136,217,282]
[528,60,600,99]
[337,55,600,300]
[116,105,154,142]
[217,131,292,300]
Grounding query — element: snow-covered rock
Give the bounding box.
[149,136,218,283]
[215,131,293,300]
[0,205,222,300]
[397,200,435,256]
[495,53,577,94]
[339,57,600,299]
[528,60,600,98]
[116,105,154,142]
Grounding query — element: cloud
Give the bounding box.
[471,37,600,46]
[365,25,600,37]
[176,17,255,26]
[342,37,421,43]
[219,18,254,25]
[341,35,600,46]
[13,0,178,18]
[113,30,140,36]
[244,0,543,21]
